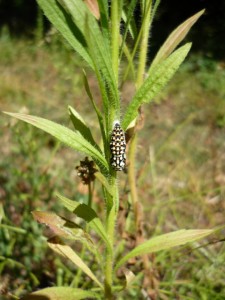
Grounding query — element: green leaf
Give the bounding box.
[37,0,93,68]
[60,0,119,115]
[20,286,100,300]
[149,9,205,73]
[151,0,161,24]
[122,43,191,130]
[0,224,26,234]
[115,229,214,270]
[82,70,106,152]
[56,193,112,252]
[68,105,102,153]
[97,0,109,38]
[48,237,103,289]
[0,203,5,223]
[121,0,138,41]
[4,112,109,174]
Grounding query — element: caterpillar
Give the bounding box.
[110,122,126,171]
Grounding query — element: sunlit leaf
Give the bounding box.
[3,112,109,174]
[82,70,106,153]
[37,0,93,68]
[61,0,119,115]
[48,237,103,289]
[121,0,138,41]
[149,9,205,72]
[68,105,101,153]
[122,43,191,130]
[56,193,112,252]
[115,229,214,270]
[21,286,100,299]
[96,0,109,40]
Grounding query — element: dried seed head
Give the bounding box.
[110,122,126,171]
[75,157,97,184]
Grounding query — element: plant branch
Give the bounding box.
[136,0,153,88]
[104,173,119,299]
[111,0,120,85]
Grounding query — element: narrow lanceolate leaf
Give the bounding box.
[0,203,5,223]
[84,0,100,19]
[4,112,109,173]
[48,237,103,289]
[122,43,191,130]
[68,105,102,153]
[121,0,138,41]
[82,70,106,152]
[115,229,214,270]
[56,193,112,252]
[60,0,119,113]
[120,0,138,60]
[37,0,93,69]
[21,287,100,300]
[149,9,204,73]
[151,0,161,22]
[97,0,109,33]
[32,211,93,243]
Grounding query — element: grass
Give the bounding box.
[1,35,225,299]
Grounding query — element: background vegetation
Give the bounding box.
[0,0,225,299]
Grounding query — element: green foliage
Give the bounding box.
[115,229,214,270]
[122,43,192,130]
[56,193,112,252]
[4,112,109,174]
[21,286,100,300]
[2,1,219,299]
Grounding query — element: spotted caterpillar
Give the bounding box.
[110,122,126,171]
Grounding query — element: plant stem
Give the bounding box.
[104,173,118,299]
[111,0,120,85]
[136,0,152,88]
[128,0,152,234]
[128,134,139,229]
[128,1,156,295]
[88,181,93,207]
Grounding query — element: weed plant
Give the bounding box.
[2,0,220,299]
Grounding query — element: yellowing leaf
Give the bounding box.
[32,211,92,242]
[84,0,100,19]
[48,237,103,289]
[149,9,205,72]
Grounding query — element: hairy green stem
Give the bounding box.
[136,0,152,88]
[128,134,139,229]
[104,174,118,299]
[111,0,120,85]
[128,0,152,233]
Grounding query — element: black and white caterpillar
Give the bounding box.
[110,122,126,171]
